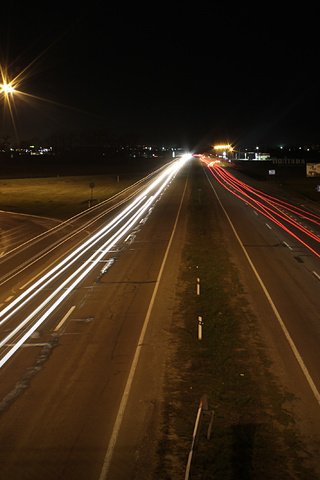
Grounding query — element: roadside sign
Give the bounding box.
[307,163,320,177]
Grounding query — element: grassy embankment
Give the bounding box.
[275,176,320,202]
[0,175,134,220]
[157,164,318,479]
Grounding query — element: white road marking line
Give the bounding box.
[283,241,293,250]
[98,176,188,480]
[5,342,50,347]
[101,258,115,274]
[206,171,320,406]
[54,305,76,332]
[265,223,272,230]
[0,158,191,369]
[312,271,320,281]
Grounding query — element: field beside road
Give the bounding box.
[0,174,135,220]
[273,176,320,202]
[229,160,320,203]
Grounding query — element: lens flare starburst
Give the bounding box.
[0,65,21,138]
[1,38,104,143]
[0,81,15,95]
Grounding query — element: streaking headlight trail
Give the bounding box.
[0,154,191,368]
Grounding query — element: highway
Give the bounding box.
[202,158,320,455]
[0,155,191,479]
[0,162,172,293]
[0,155,319,478]
[0,157,189,368]
[0,212,60,255]
[208,162,320,258]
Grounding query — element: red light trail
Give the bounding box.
[204,160,320,258]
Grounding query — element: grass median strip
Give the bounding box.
[157,165,318,479]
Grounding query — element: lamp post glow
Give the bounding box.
[0,69,20,140]
[0,81,15,95]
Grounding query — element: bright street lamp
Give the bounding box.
[0,81,15,95]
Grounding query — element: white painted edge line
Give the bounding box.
[54,305,76,332]
[205,169,320,406]
[265,223,272,230]
[98,176,188,480]
[5,342,50,347]
[312,271,320,281]
[283,241,293,250]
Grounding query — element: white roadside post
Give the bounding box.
[196,277,200,296]
[198,316,203,340]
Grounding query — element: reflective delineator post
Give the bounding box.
[198,316,203,340]
[196,277,200,296]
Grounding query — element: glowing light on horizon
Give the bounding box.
[213,144,234,151]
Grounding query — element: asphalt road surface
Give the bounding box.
[0,157,191,479]
[203,162,320,403]
[0,156,319,479]
[202,160,320,471]
[0,211,60,255]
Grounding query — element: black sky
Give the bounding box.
[1,2,319,150]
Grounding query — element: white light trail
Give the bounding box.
[0,154,191,368]
[0,155,187,324]
[0,195,147,325]
[0,161,170,267]
[0,194,155,351]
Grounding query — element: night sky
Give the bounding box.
[1,2,319,150]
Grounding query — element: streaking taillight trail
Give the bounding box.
[206,162,320,258]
